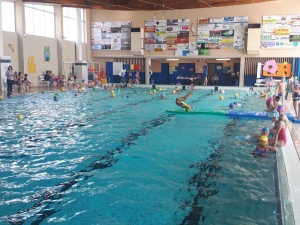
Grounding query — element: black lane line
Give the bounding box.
[3,91,210,224]
[178,119,236,225]
[17,96,159,145]
[3,114,174,225]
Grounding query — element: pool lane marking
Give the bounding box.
[3,114,175,224]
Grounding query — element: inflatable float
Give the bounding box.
[166,109,297,122]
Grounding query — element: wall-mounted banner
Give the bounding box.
[197,16,248,50]
[28,56,36,73]
[145,19,190,52]
[262,14,300,48]
[43,46,50,62]
[198,49,210,55]
[91,21,131,50]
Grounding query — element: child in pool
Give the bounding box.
[252,135,277,157]
[175,89,194,111]
[254,127,270,141]
[172,86,181,95]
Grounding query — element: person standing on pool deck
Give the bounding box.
[275,76,287,105]
[203,61,208,86]
[175,89,194,111]
[6,66,14,96]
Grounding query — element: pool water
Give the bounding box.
[0,88,280,225]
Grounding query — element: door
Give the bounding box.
[161,63,169,84]
[213,63,223,85]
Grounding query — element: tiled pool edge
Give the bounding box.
[281,127,300,225]
[277,145,294,225]
[283,101,300,225]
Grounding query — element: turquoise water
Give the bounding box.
[0,88,279,224]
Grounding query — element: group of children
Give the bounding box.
[13,72,33,94]
[253,127,278,157]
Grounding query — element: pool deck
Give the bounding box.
[1,84,300,224]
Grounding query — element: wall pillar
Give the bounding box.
[15,0,25,72]
[145,58,151,84]
[74,61,88,84]
[0,0,3,57]
[85,9,92,63]
[239,56,245,87]
[75,8,82,61]
[55,5,63,74]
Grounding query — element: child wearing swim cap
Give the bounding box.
[255,127,270,141]
[229,103,235,109]
[252,135,277,157]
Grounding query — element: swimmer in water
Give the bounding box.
[175,89,194,111]
[254,127,270,140]
[252,135,277,157]
[172,86,181,95]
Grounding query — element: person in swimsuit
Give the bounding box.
[268,111,287,147]
[277,105,289,126]
[292,83,300,119]
[266,95,280,112]
[175,89,194,111]
[252,135,277,157]
[275,76,287,105]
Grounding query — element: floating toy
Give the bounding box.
[0,96,2,100]
[17,114,23,120]
[234,93,238,99]
[41,91,45,94]
[61,88,65,92]
[219,96,224,100]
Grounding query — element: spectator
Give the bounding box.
[24,74,33,91]
[44,71,54,85]
[212,74,219,85]
[6,65,14,96]
[194,74,201,85]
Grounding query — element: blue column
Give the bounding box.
[295,58,300,80]
[292,58,295,77]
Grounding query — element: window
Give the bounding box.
[1,1,15,32]
[25,4,55,38]
[63,8,85,43]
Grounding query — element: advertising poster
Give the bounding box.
[91,21,131,50]
[197,16,248,50]
[144,19,190,52]
[262,14,300,48]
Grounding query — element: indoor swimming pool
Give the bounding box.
[0,88,284,224]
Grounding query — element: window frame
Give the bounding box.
[1,1,16,32]
[24,3,55,38]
